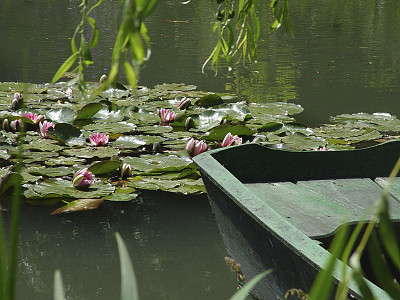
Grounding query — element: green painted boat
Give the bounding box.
[193,141,400,300]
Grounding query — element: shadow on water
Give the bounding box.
[3,191,237,300]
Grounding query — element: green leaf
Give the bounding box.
[88,160,121,175]
[47,123,86,146]
[124,61,137,88]
[51,198,104,214]
[87,17,100,48]
[203,125,256,141]
[309,224,349,300]
[230,269,273,300]
[115,232,140,300]
[47,107,77,124]
[52,52,78,84]
[75,102,103,120]
[53,270,65,300]
[195,94,223,107]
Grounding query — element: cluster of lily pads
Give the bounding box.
[0,81,399,213]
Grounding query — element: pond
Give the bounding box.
[2,0,400,299]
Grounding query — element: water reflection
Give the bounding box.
[10,192,236,300]
[3,1,400,125]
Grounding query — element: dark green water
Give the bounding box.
[2,0,400,299]
[10,192,236,300]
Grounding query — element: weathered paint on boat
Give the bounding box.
[194,141,400,300]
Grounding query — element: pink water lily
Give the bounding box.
[21,112,44,124]
[89,132,109,146]
[158,108,176,124]
[73,168,94,189]
[221,132,242,147]
[39,120,55,138]
[186,138,207,157]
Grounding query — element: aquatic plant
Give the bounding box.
[52,0,158,92]
[10,119,22,132]
[10,92,23,111]
[89,132,109,146]
[221,132,242,147]
[177,97,191,110]
[72,168,95,189]
[158,108,176,124]
[39,120,55,138]
[186,138,208,157]
[21,112,44,125]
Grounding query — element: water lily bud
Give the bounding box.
[120,163,132,179]
[10,119,22,132]
[184,117,194,130]
[177,97,191,110]
[10,99,20,111]
[99,74,107,84]
[73,168,94,189]
[2,119,10,131]
[10,93,23,110]
[152,142,163,153]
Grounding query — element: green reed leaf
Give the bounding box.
[115,233,140,300]
[52,52,79,83]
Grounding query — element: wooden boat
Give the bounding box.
[193,141,400,300]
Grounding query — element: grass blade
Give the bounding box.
[115,232,139,300]
[309,223,349,300]
[229,269,273,300]
[53,270,65,300]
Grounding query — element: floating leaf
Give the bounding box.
[195,94,223,107]
[27,166,73,177]
[62,147,120,159]
[47,107,77,124]
[89,160,121,175]
[75,102,103,120]
[51,198,104,214]
[113,135,164,149]
[191,110,227,132]
[203,125,256,141]
[47,123,86,146]
[23,178,114,200]
[83,121,137,134]
[282,132,327,150]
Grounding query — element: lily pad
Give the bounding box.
[47,123,86,146]
[83,121,137,134]
[281,132,327,150]
[62,147,120,159]
[88,160,121,175]
[23,178,115,200]
[113,135,164,149]
[202,125,256,141]
[75,102,103,120]
[51,198,104,214]
[47,107,77,124]
[103,187,138,201]
[191,110,227,132]
[27,166,73,177]
[195,94,223,107]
